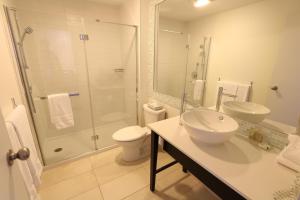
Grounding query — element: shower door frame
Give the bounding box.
[3,5,140,166]
[83,20,140,149]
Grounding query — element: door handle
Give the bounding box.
[7,147,30,166]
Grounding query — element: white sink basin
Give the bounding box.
[181,109,239,144]
[222,101,270,123]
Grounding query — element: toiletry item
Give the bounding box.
[248,129,271,151]
[258,143,271,151]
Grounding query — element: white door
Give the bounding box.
[0,108,31,200]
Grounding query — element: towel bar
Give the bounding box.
[37,92,80,100]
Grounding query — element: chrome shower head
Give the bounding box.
[19,26,33,45]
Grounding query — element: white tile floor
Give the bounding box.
[38,147,220,200]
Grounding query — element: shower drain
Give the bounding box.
[54,148,63,153]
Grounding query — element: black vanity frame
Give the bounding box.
[150,130,247,200]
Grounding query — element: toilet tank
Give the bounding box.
[143,104,166,125]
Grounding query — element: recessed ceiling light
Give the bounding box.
[194,0,211,7]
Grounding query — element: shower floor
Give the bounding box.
[42,120,129,165]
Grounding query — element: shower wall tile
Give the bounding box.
[17,0,137,142]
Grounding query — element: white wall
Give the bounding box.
[185,0,300,127]
[0,0,24,117]
[140,0,151,125]
[120,0,140,125]
[156,17,188,98]
[144,0,300,129]
[187,0,300,112]
[266,7,300,127]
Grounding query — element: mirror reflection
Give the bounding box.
[154,0,300,131]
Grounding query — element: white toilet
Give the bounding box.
[112,104,166,162]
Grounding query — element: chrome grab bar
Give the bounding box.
[114,68,125,72]
[37,92,80,100]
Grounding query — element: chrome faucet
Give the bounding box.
[216,87,223,112]
[216,87,237,112]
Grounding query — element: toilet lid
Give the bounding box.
[113,126,146,142]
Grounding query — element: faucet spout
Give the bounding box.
[216,87,223,112]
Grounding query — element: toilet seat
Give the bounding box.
[112,126,146,142]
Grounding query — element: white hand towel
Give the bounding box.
[193,80,206,101]
[277,135,300,172]
[6,105,43,187]
[6,122,40,200]
[236,83,251,102]
[217,81,238,103]
[48,93,74,129]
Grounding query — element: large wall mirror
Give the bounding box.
[153,0,300,133]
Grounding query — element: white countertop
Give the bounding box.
[148,117,297,200]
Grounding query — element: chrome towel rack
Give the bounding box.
[37,92,80,100]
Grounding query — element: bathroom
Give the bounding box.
[0,0,300,199]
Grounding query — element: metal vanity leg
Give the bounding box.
[150,131,159,191]
[182,167,188,173]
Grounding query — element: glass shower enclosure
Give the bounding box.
[5,6,138,165]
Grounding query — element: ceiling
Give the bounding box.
[159,0,264,21]
[87,0,125,6]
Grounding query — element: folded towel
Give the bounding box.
[236,83,251,102]
[193,80,206,101]
[277,135,300,172]
[217,81,238,103]
[48,93,74,129]
[6,122,40,200]
[147,102,163,111]
[6,105,43,187]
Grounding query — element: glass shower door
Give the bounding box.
[84,20,138,149]
[7,8,97,165]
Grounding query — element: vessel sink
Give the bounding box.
[222,101,270,123]
[181,109,239,144]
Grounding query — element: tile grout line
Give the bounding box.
[46,169,99,200]
[38,169,94,192]
[93,162,149,186]
[64,186,101,200]
[39,152,171,191]
[39,150,174,198]
[119,184,151,200]
[97,184,105,200]
[39,173,99,200]
[39,151,120,191]
[118,165,187,200]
